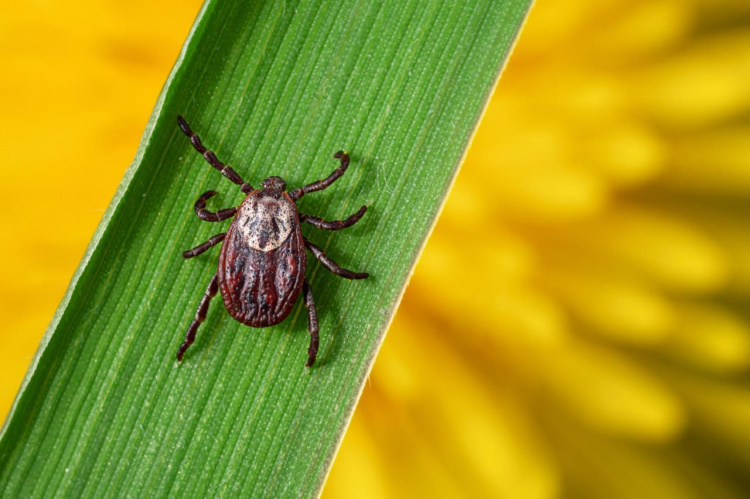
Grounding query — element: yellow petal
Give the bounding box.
[367,328,420,403]
[669,372,750,468]
[572,206,728,293]
[426,227,536,285]
[629,31,750,128]
[543,341,685,441]
[543,266,675,345]
[668,126,750,194]
[581,122,665,188]
[665,304,750,373]
[410,234,567,347]
[323,413,391,499]
[516,0,617,58]
[474,165,609,222]
[544,415,703,499]
[387,322,560,499]
[583,0,693,62]
[465,118,610,221]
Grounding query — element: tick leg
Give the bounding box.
[177,274,220,361]
[193,190,238,222]
[290,151,350,200]
[303,280,319,367]
[177,115,253,193]
[299,205,366,231]
[183,232,226,258]
[305,239,369,279]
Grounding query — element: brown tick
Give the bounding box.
[176,116,368,367]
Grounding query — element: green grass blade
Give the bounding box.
[0,0,531,496]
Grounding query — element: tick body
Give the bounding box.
[175,116,368,367]
[219,189,306,327]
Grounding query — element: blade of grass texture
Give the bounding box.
[0,0,531,496]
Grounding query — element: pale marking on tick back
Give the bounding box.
[238,196,294,251]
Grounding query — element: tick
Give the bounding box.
[175,115,368,367]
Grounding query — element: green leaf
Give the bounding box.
[0,0,531,496]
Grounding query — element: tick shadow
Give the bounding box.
[309,153,377,370]
[300,205,377,370]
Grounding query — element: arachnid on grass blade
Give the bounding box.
[176,115,369,367]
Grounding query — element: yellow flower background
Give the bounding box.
[3,0,750,497]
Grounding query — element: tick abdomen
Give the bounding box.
[218,191,306,327]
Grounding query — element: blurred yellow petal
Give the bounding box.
[581,122,665,188]
[630,31,750,128]
[478,166,609,222]
[669,372,750,468]
[543,267,675,345]
[337,397,474,499]
[480,289,569,348]
[410,235,567,348]
[695,0,750,15]
[585,0,693,62]
[438,215,536,284]
[323,416,390,499]
[516,0,623,58]
[574,207,728,292]
[545,417,704,499]
[367,337,420,403]
[668,126,750,193]
[386,319,560,499]
[543,342,686,441]
[665,304,750,373]
[437,179,496,233]
[501,69,626,127]
[411,230,530,290]
[692,214,750,294]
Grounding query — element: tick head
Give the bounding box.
[261,176,287,194]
